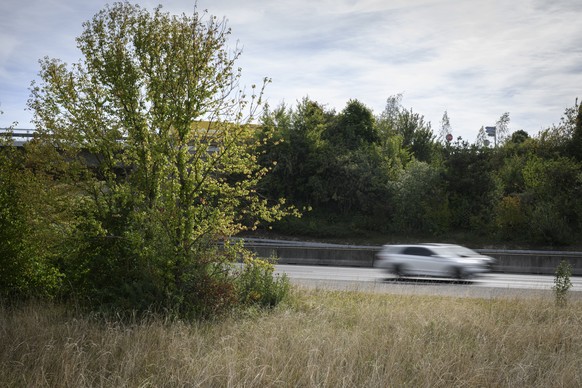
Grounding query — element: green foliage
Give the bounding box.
[538,100,580,155]
[0,141,26,298]
[528,202,573,245]
[236,254,290,308]
[257,98,329,205]
[391,160,450,235]
[25,3,293,316]
[261,96,582,245]
[443,144,496,232]
[259,97,396,219]
[553,260,573,307]
[377,96,436,162]
[324,99,379,149]
[496,154,527,195]
[510,130,530,145]
[520,155,581,244]
[494,195,528,240]
[396,109,436,162]
[0,136,64,301]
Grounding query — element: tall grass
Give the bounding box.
[2,289,582,387]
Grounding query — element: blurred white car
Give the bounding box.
[374,243,495,279]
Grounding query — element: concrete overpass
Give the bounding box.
[0,128,35,147]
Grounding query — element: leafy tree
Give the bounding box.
[442,143,496,232]
[324,99,379,149]
[521,155,581,244]
[0,132,32,299]
[377,94,403,134]
[396,109,435,162]
[494,194,528,240]
[509,130,530,145]
[309,100,398,218]
[260,98,399,232]
[496,154,527,196]
[0,128,65,300]
[377,95,435,162]
[538,101,579,155]
[376,94,411,174]
[391,160,450,235]
[258,98,330,206]
[28,2,290,316]
[495,112,511,144]
[256,103,293,198]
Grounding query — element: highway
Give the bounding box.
[275,264,582,299]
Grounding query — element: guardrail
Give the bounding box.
[239,239,582,275]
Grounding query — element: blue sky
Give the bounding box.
[1,0,581,142]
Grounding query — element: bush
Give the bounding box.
[494,195,528,241]
[237,253,290,308]
[554,259,573,307]
[0,144,64,301]
[528,202,573,245]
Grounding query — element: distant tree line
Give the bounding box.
[256,96,582,246]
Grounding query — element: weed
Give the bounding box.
[554,259,573,306]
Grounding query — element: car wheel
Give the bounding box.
[449,267,464,280]
[393,264,406,277]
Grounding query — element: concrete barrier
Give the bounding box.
[250,245,378,267]
[242,240,582,275]
[478,249,582,275]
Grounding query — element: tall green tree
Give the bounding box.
[0,126,65,300]
[377,95,435,162]
[495,112,511,144]
[324,99,379,149]
[258,98,330,206]
[443,143,496,232]
[28,2,290,315]
[391,160,450,235]
[313,100,393,216]
[538,100,580,156]
[521,155,582,244]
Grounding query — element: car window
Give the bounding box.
[402,247,433,256]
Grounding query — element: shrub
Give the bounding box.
[236,253,290,308]
[0,142,64,301]
[554,259,573,307]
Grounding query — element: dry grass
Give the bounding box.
[2,289,582,387]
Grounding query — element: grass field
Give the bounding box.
[2,288,581,387]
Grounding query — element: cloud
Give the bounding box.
[1,0,581,141]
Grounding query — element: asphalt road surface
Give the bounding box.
[275,264,582,299]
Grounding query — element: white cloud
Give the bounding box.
[1,0,581,141]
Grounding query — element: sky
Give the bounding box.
[1,0,581,142]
